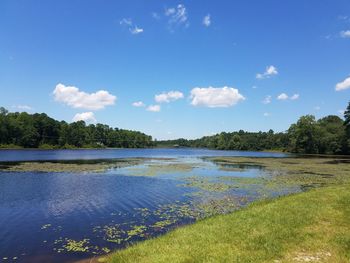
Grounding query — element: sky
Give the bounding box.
[0,0,349,140]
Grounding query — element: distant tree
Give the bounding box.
[0,107,153,149]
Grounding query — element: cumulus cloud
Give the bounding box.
[72,112,96,123]
[132,101,145,107]
[146,105,161,112]
[120,18,144,35]
[262,95,272,104]
[155,91,184,103]
[340,30,350,38]
[53,83,116,110]
[290,94,300,100]
[335,76,350,91]
[277,93,299,101]
[256,65,278,79]
[277,93,288,100]
[203,14,211,27]
[190,86,245,108]
[165,4,188,29]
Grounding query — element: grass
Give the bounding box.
[104,185,350,263]
[102,156,350,263]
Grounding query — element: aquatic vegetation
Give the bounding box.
[103,225,125,244]
[151,219,176,229]
[0,158,145,173]
[179,176,237,192]
[122,161,198,177]
[127,225,147,238]
[63,239,90,252]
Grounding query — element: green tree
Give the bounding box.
[287,115,320,154]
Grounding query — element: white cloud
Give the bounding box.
[165,4,188,28]
[132,101,145,107]
[335,76,350,91]
[155,91,184,103]
[12,105,33,111]
[190,86,245,108]
[290,94,300,100]
[262,95,272,104]
[263,112,271,117]
[203,14,211,27]
[314,106,321,111]
[340,30,350,38]
[146,105,161,112]
[53,83,116,110]
[130,26,144,34]
[120,18,132,26]
[256,65,278,79]
[72,112,96,123]
[277,93,288,100]
[120,18,144,35]
[165,7,176,16]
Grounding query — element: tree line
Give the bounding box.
[0,107,153,149]
[157,102,350,155]
[1,101,350,154]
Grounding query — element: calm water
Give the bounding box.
[0,149,290,262]
[0,148,287,162]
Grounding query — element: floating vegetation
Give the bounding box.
[127,225,147,238]
[103,225,125,244]
[63,239,90,252]
[122,161,198,177]
[0,158,145,173]
[151,219,175,229]
[179,176,237,192]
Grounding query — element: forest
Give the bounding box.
[157,102,350,155]
[0,101,349,154]
[0,107,153,149]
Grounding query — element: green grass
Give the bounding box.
[104,184,350,263]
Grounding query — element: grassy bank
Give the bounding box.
[104,184,350,262]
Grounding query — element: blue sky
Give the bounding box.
[0,0,349,140]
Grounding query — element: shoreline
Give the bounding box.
[81,184,350,263]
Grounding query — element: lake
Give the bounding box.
[0,148,290,262]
